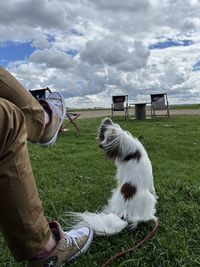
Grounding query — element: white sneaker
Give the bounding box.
[38,92,66,146]
[27,221,93,267]
[64,226,94,262]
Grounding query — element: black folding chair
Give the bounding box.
[150,93,170,118]
[29,87,51,100]
[111,95,129,119]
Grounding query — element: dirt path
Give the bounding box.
[76,108,200,119]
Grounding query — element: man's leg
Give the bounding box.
[0,98,51,260]
[0,98,93,265]
[0,67,45,143]
[0,67,66,147]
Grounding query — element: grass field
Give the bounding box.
[169,104,200,110]
[0,115,200,267]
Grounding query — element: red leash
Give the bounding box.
[101,220,160,267]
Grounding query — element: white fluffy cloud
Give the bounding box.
[29,48,74,69]
[80,39,150,72]
[1,0,200,107]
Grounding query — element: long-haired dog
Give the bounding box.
[69,118,158,235]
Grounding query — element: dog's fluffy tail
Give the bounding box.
[68,212,128,235]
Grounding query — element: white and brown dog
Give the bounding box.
[69,118,158,235]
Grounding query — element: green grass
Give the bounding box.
[170,104,200,110]
[1,115,200,266]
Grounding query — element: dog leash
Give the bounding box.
[101,220,160,267]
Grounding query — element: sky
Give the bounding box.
[1,0,200,108]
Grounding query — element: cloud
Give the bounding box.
[93,0,151,12]
[80,39,150,72]
[29,48,74,69]
[1,0,200,107]
[32,36,51,49]
[0,0,67,29]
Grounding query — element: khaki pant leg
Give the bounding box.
[0,67,45,142]
[0,98,51,261]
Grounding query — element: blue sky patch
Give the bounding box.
[66,49,78,57]
[192,61,200,72]
[149,39,193,50]
[46,34,55,43]
[0,41,36,66]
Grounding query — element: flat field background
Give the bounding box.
[0,115,200,267]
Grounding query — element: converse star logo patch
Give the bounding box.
[44,256,58,267]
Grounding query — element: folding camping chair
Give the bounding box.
[61,111,81,134]
[150,93,170,118]
[29,87,51,99]
[111,95,129,119]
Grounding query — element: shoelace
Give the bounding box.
[64,230,85,249]
[47,99,64,118]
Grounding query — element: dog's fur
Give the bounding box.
[69,118,158,235]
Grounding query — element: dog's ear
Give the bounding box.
[98,118,113,142]
[101,117,113,126]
